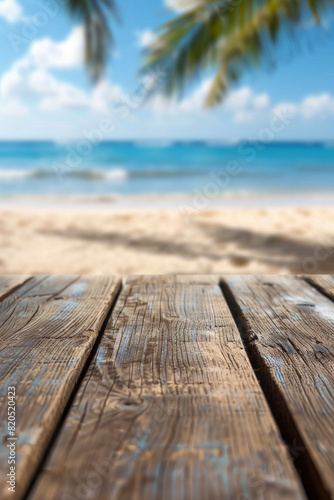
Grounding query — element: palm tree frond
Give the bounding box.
[66,0,119,80]
[143,0,332,106]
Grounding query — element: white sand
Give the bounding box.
[1,203,334,275]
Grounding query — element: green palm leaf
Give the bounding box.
[143,0,332,106]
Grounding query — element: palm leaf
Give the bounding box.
[143,0,332,106]
[65,0,119,80]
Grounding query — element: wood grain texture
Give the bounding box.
[223,275,334,500]
[0,275,121,500]
[30,275,305,500]
[0,276,31,302]
[306,275,334,302]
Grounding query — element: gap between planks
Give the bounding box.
[221,275,334,500]
[0,276,32,303]
[305,276,334,304]
[24,278,123,500]
[0,276,122,500]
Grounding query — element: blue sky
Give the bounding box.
[0,0,334,140]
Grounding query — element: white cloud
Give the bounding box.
[151,79,212,113]
[0,98,28,116]
[0,27,87,111]
[0,27,129,115]
[28,26,84,69]
[91,79,127,113]
[35,72,89,111]
[272,102,298,120]
[224,87,270,111]
[1,63,89,112]
[272,94,334,121]
[224,87,270,122]
[0,0,22,23]
[1,60,24,98]
[179,78,212,111]
[151,94,176,113]
[300,93,334,119]
[151,80,271,123]
[135,29,155,48]
[151,77,334,125]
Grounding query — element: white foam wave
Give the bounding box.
[104,168,128,181]
[0,169,34,180]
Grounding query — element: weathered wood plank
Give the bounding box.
[223,275,334,500]
[0,275,121,500]
[0,276,46,311]
[0,276,31,302]
[0,276,78,342]
[30,275,305,500]
[126,274,219,286]
[306,275,334,302]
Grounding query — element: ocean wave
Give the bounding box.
[0,168,129,181]
[0,166,279,182]
[0,167,212,181]
[0,169,36,180]
[70,169,128,181]
[67,168,206,180]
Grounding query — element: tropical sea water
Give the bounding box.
[0,140,333,200]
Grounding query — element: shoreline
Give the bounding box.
[1,191,334,211]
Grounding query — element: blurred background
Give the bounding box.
[0,0,333,275]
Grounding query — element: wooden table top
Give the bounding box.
[0,275,333,500]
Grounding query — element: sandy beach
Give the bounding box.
[1,200,333,275]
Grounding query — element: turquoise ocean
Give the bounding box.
[0,140,333,199]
